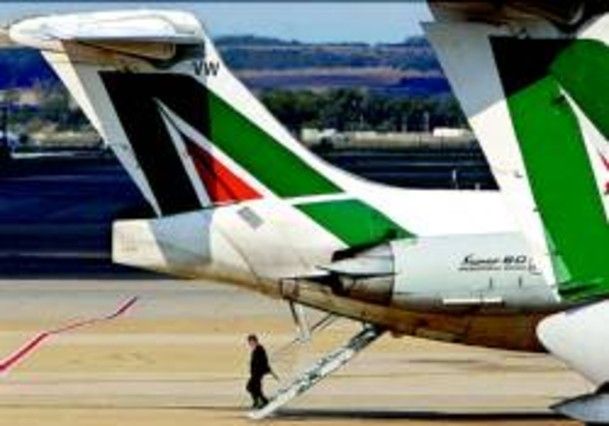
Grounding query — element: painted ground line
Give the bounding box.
[0,296,138,374]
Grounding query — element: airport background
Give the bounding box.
[0,30,497,277]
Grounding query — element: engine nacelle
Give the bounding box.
[322,244,395,305]
[322,233,560,313]
[391,233,560,312]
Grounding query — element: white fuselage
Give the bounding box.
[112,188,562,323]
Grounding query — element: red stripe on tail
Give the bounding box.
[186,139,261,203]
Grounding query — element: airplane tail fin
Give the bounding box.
[10,10,344,217]
[10,10,415,256]
[426,16,609,300]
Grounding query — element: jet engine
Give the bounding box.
[316,233,560,313]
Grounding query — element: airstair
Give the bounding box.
[248,323,384,420]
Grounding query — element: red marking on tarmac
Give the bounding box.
[0,296,138,374]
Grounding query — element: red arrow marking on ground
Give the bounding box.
[0,296,138,374]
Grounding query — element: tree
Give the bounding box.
[259,88,467,134]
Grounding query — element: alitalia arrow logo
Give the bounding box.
[157,100,262,204]
[100,71,412,249]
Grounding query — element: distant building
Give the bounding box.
[300,128,347,146]
[301,127,476,149]
[432,127,472,138]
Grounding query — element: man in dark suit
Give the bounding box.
[246,334,273,408]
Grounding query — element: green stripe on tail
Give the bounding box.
[492,38,609,300]
[205,88,342,198]
[296,199,412,247]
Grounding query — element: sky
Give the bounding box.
[0,2,432,43]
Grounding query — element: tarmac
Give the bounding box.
[0,279,590,425]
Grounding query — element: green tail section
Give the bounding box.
[296,199,412,247]
[492,38,609,300]
[203,87,342,198]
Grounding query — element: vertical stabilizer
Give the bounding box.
[10,10,347,217]
[426,16,609,300]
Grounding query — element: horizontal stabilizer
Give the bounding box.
[9,10,203,45]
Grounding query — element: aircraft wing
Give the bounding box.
[8,10,203,44]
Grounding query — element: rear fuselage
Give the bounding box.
[112,192,562,351]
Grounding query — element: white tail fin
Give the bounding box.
[10,10,346,216]
[426,14,609,300]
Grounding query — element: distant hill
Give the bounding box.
[0,35,447,96]
[216,35,440,72]
[215,35,302,46]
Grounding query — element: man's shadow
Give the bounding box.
[274,408,567,422]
